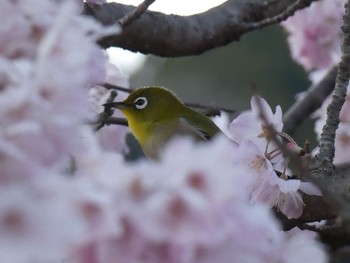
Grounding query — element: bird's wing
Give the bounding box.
[178,117,214,141]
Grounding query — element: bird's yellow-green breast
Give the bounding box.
[108,86,221,159]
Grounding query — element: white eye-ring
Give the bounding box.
[134,96,148,109]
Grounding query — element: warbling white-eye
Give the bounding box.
[105,86,221,159]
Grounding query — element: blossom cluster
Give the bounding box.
[282,0,345,71]
[70,134,327,263]
[0,0,124,262]
[0,0,328,263]
[0,0,107,181]
[226,97,321,219]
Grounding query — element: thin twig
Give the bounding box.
[94,90,118,131]
[241,0,308,31]
[104,117,128,126]
[283,66,337,135]
[118,0,156,28]
[102,83,132,93]
[89,116,128,127]
[185,102,236,115]
[314,1,350,178]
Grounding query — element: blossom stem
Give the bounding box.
[267,148,282,161]
[281,158,290,180]
[277,131,298,145]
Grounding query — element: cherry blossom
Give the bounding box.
[229,96,285,171]
[228,96,320,219]
[282,0,345,71]
[229,95,283,145]
[72,136,327,263]
[0,0,110,181]
[281,228,328,263]
[0,0,330,262]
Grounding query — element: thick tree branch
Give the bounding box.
[283,66,337,135]
[84,0,319,57]
[277,164,350,231]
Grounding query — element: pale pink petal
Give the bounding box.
[282,228,328,263]
[299,182,322,196]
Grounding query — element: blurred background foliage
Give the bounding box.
[125,25,316,158]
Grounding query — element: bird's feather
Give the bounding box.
[178,117,212,141]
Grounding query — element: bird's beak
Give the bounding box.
[103,101,131,110]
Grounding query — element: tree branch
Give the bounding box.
[94,90,118,131]
[313,1,350,178]
[277,164,350,231]
[104,117,128,126]
[185,102,236,116]
[101,83,132,93]
[117,0,156,28]
[283,66,337,135]
[83,0,319,57]
[240,0,310,31]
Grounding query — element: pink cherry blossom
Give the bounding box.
[229,96,285,172]
[71,135,327,263]
[230,95,283,146]
[281,227,328,263]
[0,0,109,181]
[72,136,275,263]
[211,112,235,140]
[228,96,320,219]
[0,178,84,263]
[282,0,345,70]
[0,0,330,262]
[231,139,305,219]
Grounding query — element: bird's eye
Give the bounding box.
[134,97,148,109]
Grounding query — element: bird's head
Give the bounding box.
[105,86,185,123]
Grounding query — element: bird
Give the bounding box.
[104,86,221,159]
